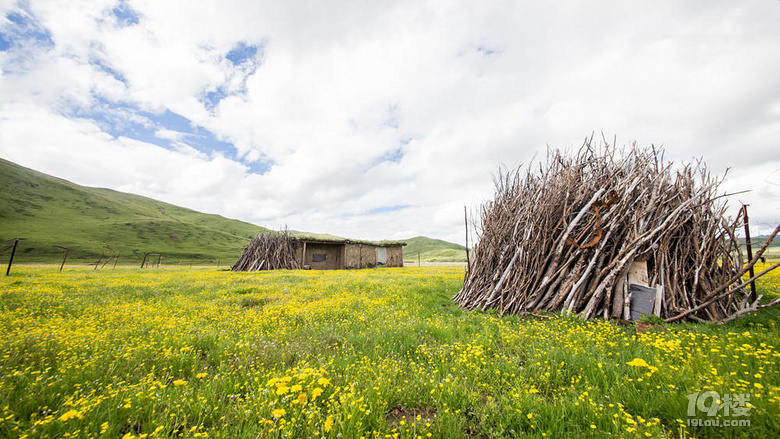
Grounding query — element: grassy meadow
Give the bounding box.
[401,237,467,263]
[0,158,265,264]
[1,265,779,438]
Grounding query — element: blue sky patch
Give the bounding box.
[155,109,194,133]
[0,32,10,51]
[339,204,410,218]
[90,57,128,84]
[200,41,264,112]
[226,42,258,65]
[112,1,140,27]
[476,45,503,57]
[68,98,272,174]
[203,88,228,111]
[1,9,54,52]
[366,205,410,215]
[380,147,404,163]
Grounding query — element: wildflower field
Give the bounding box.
[1,265,778,438]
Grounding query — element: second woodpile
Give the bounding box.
[455,138,780,323]
[232,231,300,271]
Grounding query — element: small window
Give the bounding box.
[312,254,327,262]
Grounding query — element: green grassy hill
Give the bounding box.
[0,158,267,264]
[402,236,467,262]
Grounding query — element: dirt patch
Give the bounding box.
[635,322,667,333]
[385,404,437,428]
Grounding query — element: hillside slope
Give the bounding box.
[0,158,267,264]
[402,236,467,262]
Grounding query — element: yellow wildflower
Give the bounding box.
[58,410,80,421]
[626,358,649,368]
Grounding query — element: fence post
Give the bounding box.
[53,245,70,272]
[5,239,22,276]
[464,206,471,272]
[742,205,756,301]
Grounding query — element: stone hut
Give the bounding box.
[296,238,405,270]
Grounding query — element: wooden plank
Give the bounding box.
[627,260,649,287]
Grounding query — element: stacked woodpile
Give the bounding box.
[232,231,300,271]
[455,138,780,322]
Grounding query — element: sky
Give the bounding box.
[1,0,779,244]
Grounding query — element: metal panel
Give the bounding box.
[376,247,387,265]
[629,284,656,320]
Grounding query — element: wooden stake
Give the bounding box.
[5,239,21,276]
[53,245,70,272]
[742,205,756,301]
[464,206,471,272]
[61,249,70,272]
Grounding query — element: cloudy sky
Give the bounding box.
[1,0,779,243]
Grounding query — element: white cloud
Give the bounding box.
[2,0,780,243]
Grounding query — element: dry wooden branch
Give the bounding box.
[455,138,780,322]
[232,230,301,271]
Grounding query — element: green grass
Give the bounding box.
[1,265,778,438]
[0,157,267,264]
[403,236,467,262]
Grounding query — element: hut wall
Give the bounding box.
[344,244,363,269]
[343,244,379,268]
[386,246,404,267]
[295,245,304,266]
[303,243,343,270]
[361,245,378,268]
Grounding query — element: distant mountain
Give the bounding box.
[402,236,467,262]
[0,157,267,264]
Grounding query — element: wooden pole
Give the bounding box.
[53,246,70,272]
[141,253,148,268]
[94,253,104,270]
[742,205,756,301]
[418,251,421,267]
[464,206,471,272]
[113,251,120,269]
[5,239,20,276]
[60,248,70,272]
[157,254,162,268]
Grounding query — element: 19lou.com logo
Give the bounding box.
[686,391,751,427]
